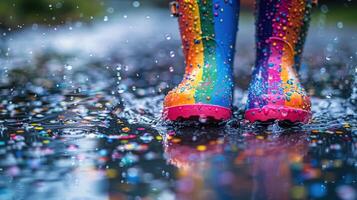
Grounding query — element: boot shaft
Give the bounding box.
[247,0,313,111]
[163,0,240,121]
[174,0,240,107]
[255,0,314,69]
[175,0,240,66]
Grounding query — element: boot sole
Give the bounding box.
[163,104,232,121]
[245,106,311,124]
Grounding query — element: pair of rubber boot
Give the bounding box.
[163,0,314,123]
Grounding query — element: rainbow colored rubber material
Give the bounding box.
[163,0,239,121]
[245,0,314,123]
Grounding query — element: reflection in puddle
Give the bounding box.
[163,124,356,200]
[164,126,308,199]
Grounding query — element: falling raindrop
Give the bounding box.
[169,51,175,58]
[132,1,140,8]
[320,68,326,74]
[165,34,172,40]
[32,24,38,30]
[107,7,114,14]
[104,16,109,22]
[320,4,329,14]
[337,22,343,29]
[65,65,73,71]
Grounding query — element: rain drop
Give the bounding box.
[169,66,174,72]
[65,65,73,71]
[337,22,343,29]
[132,1,140,8]
[165,34,172,40]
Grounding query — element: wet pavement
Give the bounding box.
[0,8,357,200]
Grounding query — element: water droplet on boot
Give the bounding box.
[281,110,288,117]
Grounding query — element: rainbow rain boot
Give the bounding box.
[163,0,240,121]
[245,0,314,123]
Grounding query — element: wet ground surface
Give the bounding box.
[0,8,357,200]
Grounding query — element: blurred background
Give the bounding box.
[0,0,356,28]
